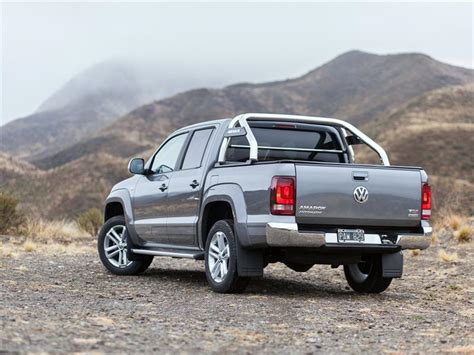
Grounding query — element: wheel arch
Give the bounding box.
[104,201,124,222]
[201,200,235,248]
[199,184,249,249]
[104,189,140,245]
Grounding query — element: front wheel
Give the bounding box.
[344,255,392,293]
[98,216,153,275]
[205,220,250,293]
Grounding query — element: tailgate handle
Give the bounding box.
[352,171,369,181]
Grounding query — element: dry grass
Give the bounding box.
[438,249,458,263]
[453,225,472,243]
[434,214,473,244]
[0,244,14,258]
[2,239,95,256]
[44,242,95,255]
[20,218,89,243]
[1,218,94,256]
[23,240,36,252]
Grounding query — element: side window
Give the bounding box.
[181,128,214,170]
[150,133,188,174]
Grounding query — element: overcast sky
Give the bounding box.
[1,2,473,125]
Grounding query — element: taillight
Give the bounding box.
[270,176,295,215]
[421,183,431,220]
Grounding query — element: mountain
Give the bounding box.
[34,50,472,170]
[0,59,227,162]
[369,84,473,178]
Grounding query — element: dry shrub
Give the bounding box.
[77,208,103,237]
[410,249,421,256]
[454,225,472,243]
[446,215,463,231]
[0,192,25,234]
[23,240,36,252]
[438,249,458,263]
[21,218,87,242]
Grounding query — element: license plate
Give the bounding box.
[337,229,365,243]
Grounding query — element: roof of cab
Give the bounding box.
[173,118,231,134]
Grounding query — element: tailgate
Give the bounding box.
[295,164,422,227]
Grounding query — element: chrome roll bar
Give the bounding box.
[218,113,390,166]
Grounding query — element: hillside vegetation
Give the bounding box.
[368,84,474,215]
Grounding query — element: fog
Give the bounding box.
[2,2,472,125]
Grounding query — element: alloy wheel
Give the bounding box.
[207,231,230,283]
[103,225,132,268]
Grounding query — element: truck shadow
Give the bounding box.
[140,267,409,300]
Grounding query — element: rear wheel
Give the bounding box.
[98,216,153,275]
[344,255,392,293]
[205,220,250,293]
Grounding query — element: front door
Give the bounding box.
[166,127,215,247]
[132,132,188,243]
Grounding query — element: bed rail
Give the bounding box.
[217,113,390,166]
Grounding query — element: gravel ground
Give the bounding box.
[1,234,473,353]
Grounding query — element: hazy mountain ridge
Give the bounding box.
[0,59,229,161]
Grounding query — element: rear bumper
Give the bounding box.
[265,222,432,250]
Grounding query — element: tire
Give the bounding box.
[204,219,250,293]
[343,255,392,293]
[98,216,153,275]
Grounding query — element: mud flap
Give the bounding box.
[382,252,403,278]
[236,237,263,277]
[126,234,150,262]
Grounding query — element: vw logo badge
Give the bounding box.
[353,186,369,203]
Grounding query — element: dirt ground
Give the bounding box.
[1,233,473,353]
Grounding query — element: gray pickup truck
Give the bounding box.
[98,113,432,293]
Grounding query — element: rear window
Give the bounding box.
[226,127,344,163]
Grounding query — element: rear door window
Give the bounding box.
[181,128,214,170]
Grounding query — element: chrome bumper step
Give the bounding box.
[265,222,432,250]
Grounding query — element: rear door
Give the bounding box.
[295,164,422,227]
[165,127,215,247]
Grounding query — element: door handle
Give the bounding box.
[159,183,168,192]
[190,180,200,189]
[352,171,369,181]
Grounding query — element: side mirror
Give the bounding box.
[128,158,145,175]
